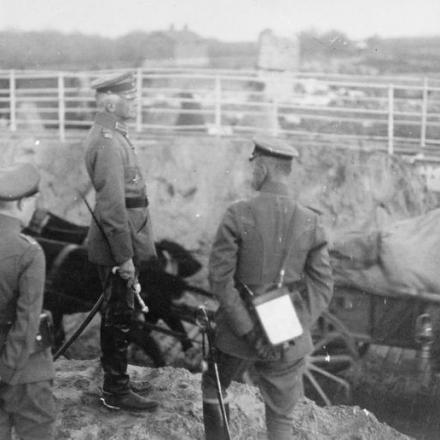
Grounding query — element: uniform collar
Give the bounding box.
[94,112,129,135]
[0,213,22,232]
[259,180,289,196]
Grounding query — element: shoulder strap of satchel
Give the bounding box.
[245,202,301,289]
[275,206,298,287]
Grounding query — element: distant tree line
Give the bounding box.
[0,30,259,70]
[362,36,440,73]
[0,29,439,73]
[299,30,440,74]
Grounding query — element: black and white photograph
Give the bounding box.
[0,0,439,438]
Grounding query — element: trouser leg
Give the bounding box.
[256,356,305,440]
[202,400,230,440]
[0,382,15,440]
[201,350,250,440]
[0,382,12,440]
[98,266,134,395]
[2,381,56,440]
[265,404,296,440]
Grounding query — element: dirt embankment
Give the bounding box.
[1,134,435,271]
[53,359,412,440]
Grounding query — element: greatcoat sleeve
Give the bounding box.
[301,217,334,328]
[209,205,254,337]
[0,245,45,381]
[91,140,133,264]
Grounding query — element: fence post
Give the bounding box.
[387,84,394,155]
[136,68,142,133]
[214,75,222,134]
[271,100,279,136]
[58,73,65,142]
[420,77,428,149]
[9,70,16,132]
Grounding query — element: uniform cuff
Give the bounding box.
[233,315,254,337]
[211,281,255,337]
[109,230,133,265]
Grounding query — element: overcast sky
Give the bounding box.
[1,0,439,41]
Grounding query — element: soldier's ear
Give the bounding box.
[105,101,116,113]
[259,159,269,177]
[101,93,117,113]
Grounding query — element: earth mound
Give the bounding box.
[52,359,412,440]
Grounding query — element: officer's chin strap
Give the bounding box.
[196,305,232,440]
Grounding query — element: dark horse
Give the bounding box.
[24,209,211,366]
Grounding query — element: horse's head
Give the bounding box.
[155,239,202,278]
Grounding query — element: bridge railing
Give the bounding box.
[1,68,440,154]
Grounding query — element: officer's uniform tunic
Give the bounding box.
[84,111,156,394]
[84,111,156,267]
[203,180,333,439]
[0,214,55,440]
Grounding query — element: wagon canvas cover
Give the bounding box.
[331,208,440,298]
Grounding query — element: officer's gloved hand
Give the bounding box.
[244,328,277,360]
[118,258,136,281]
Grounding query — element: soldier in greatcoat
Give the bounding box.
[0,163,56,440]
[202,135,334,440]
[84,72,158,411]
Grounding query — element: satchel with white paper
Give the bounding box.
[239,210,304,347]
[252,284,303,346]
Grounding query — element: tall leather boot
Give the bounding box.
[203,400,230,440]
[101,389,158,411]
[100,315,130,394]
[100,319,158,411]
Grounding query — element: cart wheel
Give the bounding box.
[304,310,358,406]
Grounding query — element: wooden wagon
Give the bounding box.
[308,284,440,405]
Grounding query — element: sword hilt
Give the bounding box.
[112,266,149,314]
[133,287,149,314]
[195,305,211,330]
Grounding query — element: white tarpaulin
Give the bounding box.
[331,209,440,298]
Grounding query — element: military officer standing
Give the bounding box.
[0,163,56,440]
[84,72,158,411]
[202,136,334,440]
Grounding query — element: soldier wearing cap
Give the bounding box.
[84,72,158,411]
[0,163,56,440]
[202,135,333,440]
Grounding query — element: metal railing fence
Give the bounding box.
[1,68,440,154]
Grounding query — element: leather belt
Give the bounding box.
[286,280,305,292]
[125,196,149,209]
